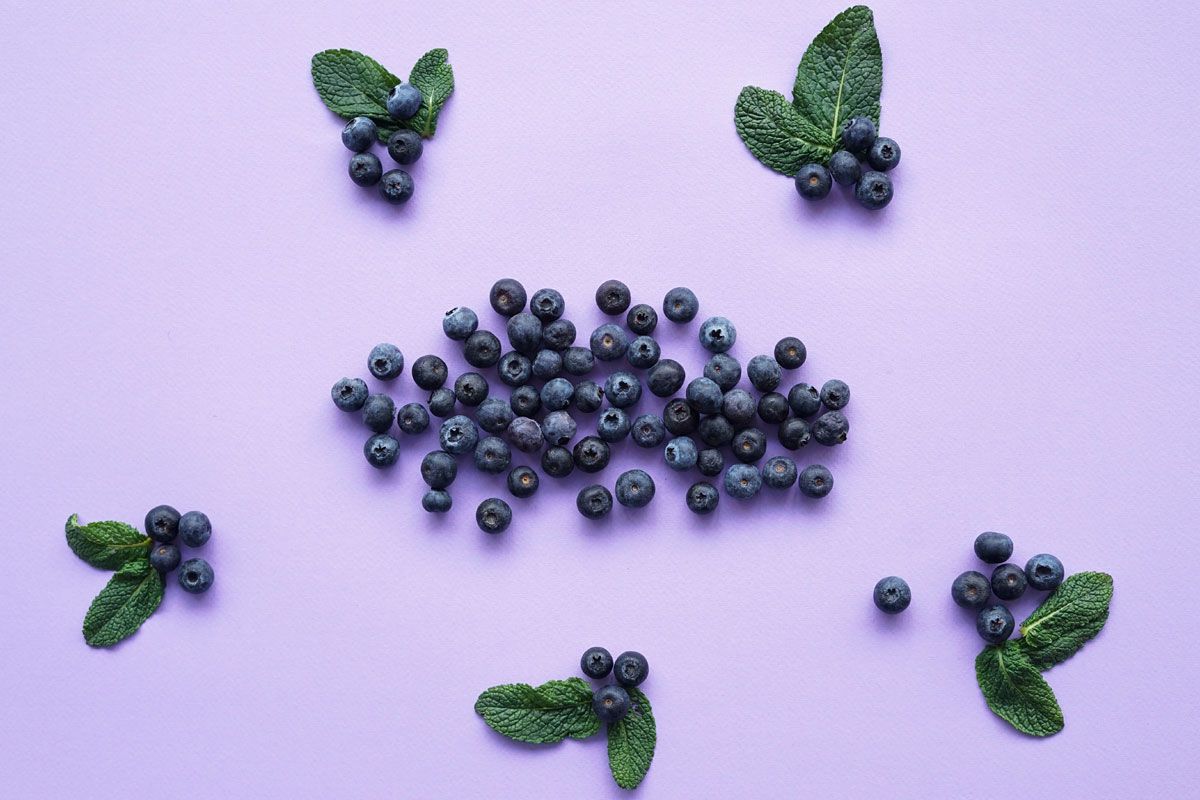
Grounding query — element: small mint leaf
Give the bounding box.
[607,687,656,790]
[311,49,401,126]
[65,514,151,570]
[735,86,834,174]
[792,5,882,142]
[402,48,454,139]
[1019,572,1113,670]
[975,641,1064,737]
[82,558,163,648]
[474,678,600,744]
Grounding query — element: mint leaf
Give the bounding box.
[311,49,400,126]
[792,5,882,143]
[65,514,151,570]
[735,86,834,174]
[474,678,600,744]
[607,687,656,790]
[1019,571,1113,670]
[404,48,454,139]
[82,558,164,648]
[975,641,1064,737]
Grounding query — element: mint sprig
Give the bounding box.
[82,557,164,648]
[975,641,1063,737]
[607,687,656,790]
[65,514,151,570]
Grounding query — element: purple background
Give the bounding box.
[2,1,1197,796]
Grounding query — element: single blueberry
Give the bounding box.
[507,465,540,498]
[442,306,479,341]
[697,448,724,477]
[724,463,762,499]
[976,604,1015,644]
[721,389,756,428]
[747,354,782,392]
[411,355,448,390]
[704,354,741,391]
[332,377,369,412]
[386,129,423,165]
[590,323,629,362]
[476,498,513,534]
[841,116,877,154]
[453,372,489,407]
[779,417,812,450]
[510,385,541,417]
[686,481,720,514]
[386,82,423,119]
[379,169,414,204]
[797,464,833,498]
[574,381,605,413]
[991,563,1028,601]
[422,489,452,513]
[362,394,396,433]
[595,279,631,315]
[663,286,699,323]
[828,150,862,186]
[974,532,1013,564]
[794,164,832,200]
[698,414,734,447]
[530,288,565,322]
[348,152,383,186]
[577,484,613,519]
[497,352,533,387]
[631,413,667,448]
[562,346,595,376]
[581,646,613,679]
[820,379,850,410]
[364,433,400,468]
[732,427,767,463]
[626,335,661,369]
[812,411,849,446]
[873,576,911,614]
[867,136,901,171]
[542,410,578,446]
[626,303,658,335]
[787,383,821,417]
[541,377,575,411]
[541,445,575,478]
[506,312,543,355]
[951,571,991,610]
[178,511,212,547]
[605,371,642,408]
[531,349,563,380]
[474,436,512,474]
[178,558,214,594]
[613,651,649,687]
[663,398,698,435]
[396,402,430,435]
[368,343,404,381]
[855,170,893,210]
[593,684,631,723]
[757,392,790,425]
[686,377,723,415]
[572,436,611,473]
[1025,554,1065,591]
[761,456,797,489]
[439,415,479,455]
[507,417,545,453]
[542,318,577,350]
[490,278,527,317]
[428,387,456,418]
[773,337,807,370]
[616,469,656,508]
[464,330,502,368]
[341,116,378,152]
[698,316,737,353]
[477,397,515,434]
[420,450,457,489]
[647,359,686,398]
[597,408,632,443]
[150,543,181,573]
[664,436,698,471]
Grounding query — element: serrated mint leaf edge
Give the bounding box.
[65,514,151,570]
[975,642,1064,737]
[791,5,883,141]
[82,558,164,648]
[735,86,834,174]
[402,48,454,139]
[474,677,601,745]
[607,687,656,790]
[1018,571,1113,670]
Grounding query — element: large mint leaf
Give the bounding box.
[82,558,164,648]
[403,48,455,139]
[975,641,1064,737]
[1019,572,1113,670]
[65,514,151,570]
[735,86,834,174]
[311,49,401,125]
[474,678,600,744]
[792,5,882,142]
[607,687,656,790]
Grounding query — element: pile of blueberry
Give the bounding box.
[339,82,426,205]
[331,278,850,533]
[580,646,649,723]
[144,505,215,593]
[795,116,901,210]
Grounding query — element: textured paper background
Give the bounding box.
[1,1,1198,796]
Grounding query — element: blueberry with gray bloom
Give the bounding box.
[773,337,807,370]
[386,82,423,119]
[507,417,544,453]
[477,398,514,434]
[510,385,540,418]
[626,304,658,335]
[663,286,699,323]
[167,514,201,553]
[991,564,1027,601]
[867,137,901,171]
[626,335,661,369]
[364,433,399,468]
[787,383,821,417]
[542,319,577,351]
[812,411,849,446]
[733,428,767,463]
[150,543,181,573]
[724,463,762,499]
[541,378,575,411]
[698,414,734,447]
[439,415,478,455]
[507,465,540,498]
[762,456,797,489]
[597,408,631,443]
[454,372,489,407]
[820,379,850,410]
[827,150,862,186]
[411,355,448,390]
[396,402,430,435]
[687,481,720,515]
[420,450,457,489]
[506,312,543,355]
[573,436,611,473]
[951,571,991,610]
[542,410,577,446]
[368,343,405,381]
[748,355,782,392]
[497,352,533,387]
[697,448,724,477]
[873,576,911,614]
[531,349,562,380]
[973,532,1013,564]
[476,498,513,534]
[590,323,629,361]
[442,306,479,341]
[648,359,686,398]
[581,646,613,679]
[631,413,666,448]
[178,558,214,594]
[698,316,737,353]
[664,436,698,471]
[605,371,642,408]
[362,394,395,433]
[663,398,698,436]
[595,279,631,315]
[464,330,502,368]
[616,469,656,508]
[794,164,832,200]
[489,278,527,317]
[541,446,574,478]
[614,651,649,687]
[976,604,1015,644]
[577,484,613,519]
[840,115,877,154]
[562,346,595,376]
[686,377,723,415]
[474,436,511,474]
[386,129,423,165]
[1025,554,1065,591]
[422,490,452,513]
[757,392,789,425]
[722,389,756,428]
[341,116,377,152]
[704,354,741,391]
[379,169,414,204]
[332,377,369,412]
[530,288,565,322]
[348,152,383,186]
[593,684,631,724]
[855,171,893,210]
[428,387,456,418]
[574,381,604,413]
[798,464,833,497]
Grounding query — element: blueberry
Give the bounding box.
[686,377,723,414]
[1025,554,1065,591]
[509,385,541,417]
[541,377,575,411]
[577,484,613,519]
[704,354,741,391]
[840,115,877,154]
[581,646,613,679]
[798,464,833,498]
[541,445,575,478]
[991,563,1028,601]
[507,465,540,498]
[572,436,611,473]
[697,448,724,477]
[626,303,658,335]
[698,414,734,447]
[476,498,513,534]
[411,355,448,390]
[542,319,577,350]
[497,352,533,387]
[820,379,850,410]
[778,418,811,450]
[490,278,527,317]
[368,343,405,381]
[631,413,666,448]
[428,387,456,418]
[562,346,595,376]
[364,433,400,468]
[150,543,181,573]
[439,415,478,455]
[332,377,369,412]
[593,684,631,723]
[663,398,698,435]
[855,171,893,210]
[951,571,991,610]
[698,316,737,353]
[176,511,210,547]
[531,349,562,380]
[386,129,423,165]
[867,137,901,171]
[597,408,631,443]
[647,359,686,397]
[464,330,502,368]
[605,371,642,408]
[973,532,1013,564]
[574,381,605,413]
[732,427,767,463]
[420,450,457,489]
[812,411,849,446]
[530,288,565,322]
[661,286,699,322]
[595,279,631,315]
[721,389,756,428]
[614,469,656,508]
[748,354,782,392]
[614,651,649,687]
[379,169,414,204]
[507,417,544,453]
[590,323,629,361]
[976,604,1015,644]
[687,481,720,514]
[761,456,797,489]
[873,576,911,614]
[626,335,661,369]
[396,402,430,434]
[757,392,789,425]
[422,490,452,513]
[362,394,396,433]
[664,436,698,471]
[348,152,383,186]
[773,337,807,369]
[178,558,214,594]
[476,397,515,433]
[442,306,479,341]
[542,410,578,446]
[454,372,489,407]
[341,116,378,152]
[827,150,862,186]
[794,164,832,200]
[787,383,821,417]
[386,82,423,119]
[724,463,762,499]
[506,312,543,355]
[474,435,512,474]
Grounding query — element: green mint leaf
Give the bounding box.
[734,86,834,174]
[402,48,454,139]
[975,641,1064,737]
[82,558,164,648]
[474,678,600,744]
[792,5,882,143]
[607,687,656,790]
[1019,571,1113,670]
[65,514,151,570]
[311,48,401,129]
